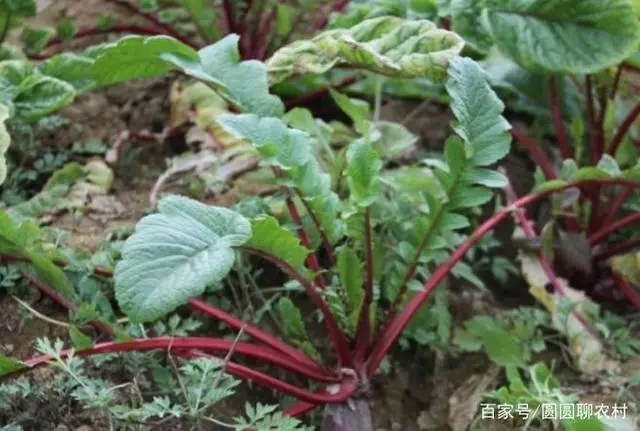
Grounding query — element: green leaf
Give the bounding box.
[446,56,511,166]
[56,18,77,41]
[470,317,526,366]
[346,140,382,206]
[0,104,9,186]
[480,0,640,74]
[69,325,93,349]
[20,26,55,53]
[450,0,494,53]
[596,154,621,176]
[87,35,201,88]
[12,74,75,121]
[277,297,307,339]
[39,53,95,91]
[2,0,36,16]
[244,216,309,273]
[338,247,364,315]
[267,16,464,85]
[217,114,313,169]
[0,354,26,377]
[461,168,508,188]
[371,121,418,159]
[115,195,251,322]
[165,35,284,117]
[329,89,370,133]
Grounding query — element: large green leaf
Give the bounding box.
[0,104,9,186]
[446,56,511,166]
[267,16,464,85]
[86,35,201,87]
[164,35,284,117]
[462,0,640,74]
[115,195,251,322]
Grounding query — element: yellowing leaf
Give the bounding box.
[519,251,618,374]
[267,16,464,85]
[168,80,242,148]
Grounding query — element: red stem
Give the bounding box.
[608,102,640,156]
[594,238,640,262]
[6,339,356,405]
[600,186,632,228]
[609,65,623,100]
[17,269,114,337]
[3,253,326,372]
[586,76,601,165]
[285,76,359,110]
[549,76,572,159]
[251,6,276,60]
[240,246,354,368]
[366,179,640,377]
[187,299,324,370]
[612,276,640,310]
[354,208,374,362]
[510,129,557,179]
[622,62,640,75]
[285,197,326,289]
[505,178,601,341]
[222,0,237,33]
[311,0,351,31]
[588,212,640,245]
[105,0,198,48]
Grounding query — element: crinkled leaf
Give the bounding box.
[165,35,283,117]
[446,56,511,166]
[267,16,464,85]
[0,104,9,186]
[0,60,77,122]
[115,195,251,321]
[479,0,640,74]
[346,140,382,206]
[244,216,309,274]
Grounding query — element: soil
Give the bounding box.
[1,2,639,431]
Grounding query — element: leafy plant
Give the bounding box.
[0,2,639,429]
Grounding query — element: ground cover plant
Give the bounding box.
[0,0,640,430]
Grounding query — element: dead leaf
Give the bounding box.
[446,366,501,431]
[519,251,618,375]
